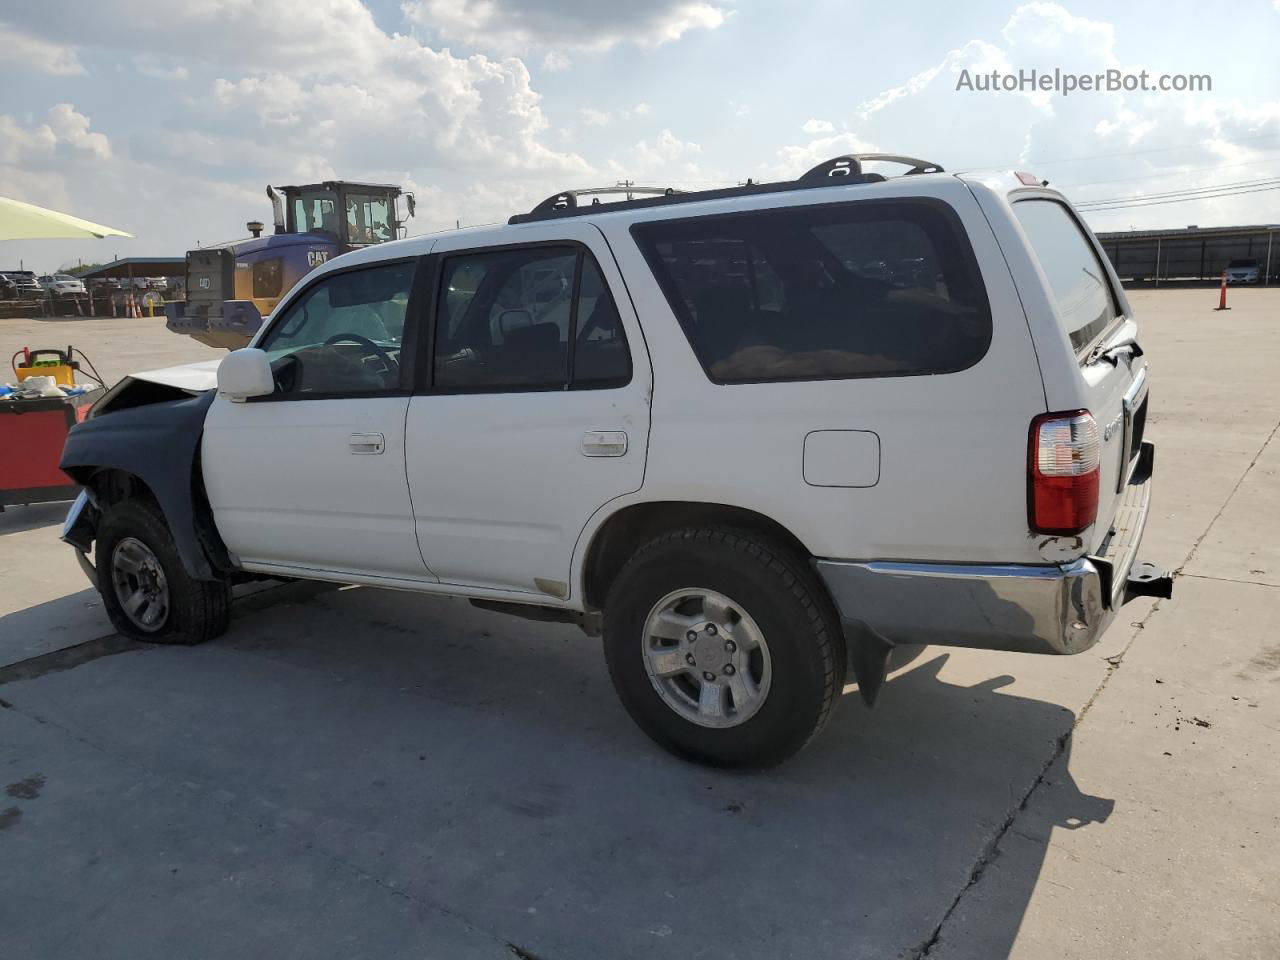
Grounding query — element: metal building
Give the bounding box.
[1096,224,1278,283]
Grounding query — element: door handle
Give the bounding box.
[582,430,628,457]
[349,432,385,455]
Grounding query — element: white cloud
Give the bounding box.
[0,22,85,75]
[0,105,110,165]
[0,116,58,167]
[206,42,590,176]
[402,0,728,54]
[764,132,878,181]
[634,102,651,115]
[2,1,392,75]
[541,50,572,72]
[0,0,597,265]
[802,119,834,134]
[46,104,112,160]
[1001,1,1114,54]
[610,129,703,180]
[0,106,113,216]
[580,107,612,127]
[134,58,190,80]
[842,2,1280,229]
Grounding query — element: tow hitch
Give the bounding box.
[1125,561,1174,601]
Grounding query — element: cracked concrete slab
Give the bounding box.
[927,576,1280,960]
[0,705,516,960]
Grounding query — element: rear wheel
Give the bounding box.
[603,527,845,768]
[96,499,230,645]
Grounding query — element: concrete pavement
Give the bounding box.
[2,290,1278,958]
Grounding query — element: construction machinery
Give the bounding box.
[166,181,414,349]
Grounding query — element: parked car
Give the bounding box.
[2,270,43,298]
[0,274,17,299]
[39,274,88,296]
[60,154,1172,767]
[1225,258,1261,284]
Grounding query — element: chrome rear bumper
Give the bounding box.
[816,442,1169,658]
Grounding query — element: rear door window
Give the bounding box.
[432,245,631,391]
[630,200,991,383]
[1012,199,1119,356]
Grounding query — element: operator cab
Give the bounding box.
[276,181,414,247]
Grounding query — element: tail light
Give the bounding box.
[1029,411,1100,535]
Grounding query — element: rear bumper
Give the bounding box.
[815,441,1170,657]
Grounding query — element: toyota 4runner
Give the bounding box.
[61,154,1172,767]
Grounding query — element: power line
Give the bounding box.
[1059,154,1280,190]
[1078,183,1280,212]
[1076,176,1280,208]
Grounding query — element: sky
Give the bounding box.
[2,0,1279,272]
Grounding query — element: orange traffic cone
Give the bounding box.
[1214,270,1230,311]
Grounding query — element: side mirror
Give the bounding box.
[217,348,274,401]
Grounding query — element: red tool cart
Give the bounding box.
[0,389,104,509]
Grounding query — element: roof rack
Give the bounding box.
[528,185,685,217]
[509,153,944,225]
[800,153,944,180]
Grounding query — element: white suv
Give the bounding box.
[61,154,1171,767]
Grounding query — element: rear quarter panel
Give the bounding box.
[966,177,1146,555]
[589,177,1050,566]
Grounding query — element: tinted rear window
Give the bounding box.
[1012,199,1118,355]
[631,200,991,383]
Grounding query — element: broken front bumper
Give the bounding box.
[816,441,1172,659]
[61,489,99,584]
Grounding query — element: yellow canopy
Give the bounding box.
[0,196,133,241]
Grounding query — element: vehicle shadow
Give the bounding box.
[0,583,1114,960]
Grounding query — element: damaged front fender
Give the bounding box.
[59,386,229,581]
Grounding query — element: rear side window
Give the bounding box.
[433,245,631,391]
[1012,199,1118,355]
[631,199,991,383]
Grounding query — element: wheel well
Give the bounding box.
[582,501,813,608]
[88,468,158,508]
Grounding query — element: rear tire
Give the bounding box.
[96,499,230,645]
[603,527,845,768]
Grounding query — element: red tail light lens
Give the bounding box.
[1029,411,1100,535]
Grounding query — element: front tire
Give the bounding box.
[96,499,230,645]
[603,527,845,768]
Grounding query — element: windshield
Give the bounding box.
[345,193,394,244]
[292,191,340,235]
[1228,259,1259,268]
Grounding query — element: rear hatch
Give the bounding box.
[1007,193,1148,557]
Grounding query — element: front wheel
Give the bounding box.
[96,499,230,645]
[603,527,846,768]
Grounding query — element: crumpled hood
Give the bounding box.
[131,358,221,392]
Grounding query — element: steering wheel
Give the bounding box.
[323,333,397,375]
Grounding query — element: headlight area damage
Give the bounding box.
[59,363,232,583]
